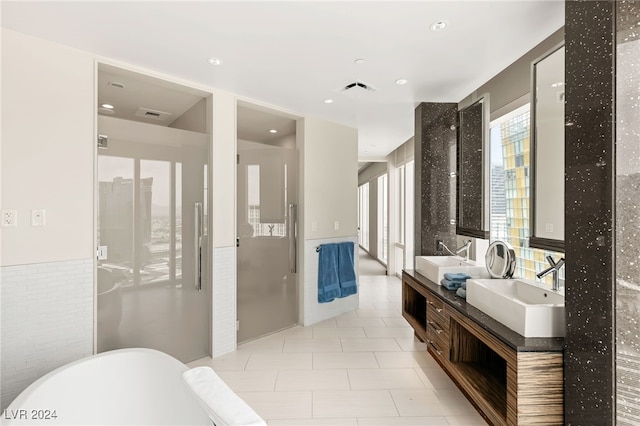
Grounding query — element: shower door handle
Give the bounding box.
[194,202,203,291]
[288,204,297,273]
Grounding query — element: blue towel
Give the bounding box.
[456,287,467,299]
[318,244,341,303]
[337,242,357,297]
[444,272,471,281]
[441,278,462,291]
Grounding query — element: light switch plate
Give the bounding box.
[31,209,46,226]
[97,246,108,260]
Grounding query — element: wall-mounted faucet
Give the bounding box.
[438,239,472,261]
[536,255,565,291]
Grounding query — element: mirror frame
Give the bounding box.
[530,43,565,252]
[456,94,490,239]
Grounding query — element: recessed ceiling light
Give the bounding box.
[430,20,449,32]
[269,129,278,134]
[107,81,125,89]
[207,57,222,65]
[395,79,408,85]
[550,82,565,88]
[354,58,365,65]
[323,98,334,104]
[101,103,114,109]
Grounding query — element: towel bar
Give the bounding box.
[315,242,355,252]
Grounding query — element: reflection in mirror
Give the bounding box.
[457,95,490,238]
[531,44,565,252]
[485,240,516,278]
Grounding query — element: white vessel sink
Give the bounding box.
[415,256,490,285]
[466,278,565,338]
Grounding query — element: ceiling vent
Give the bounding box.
[341,80,376,93]
[134,107,172,121]
[335,80,378,101]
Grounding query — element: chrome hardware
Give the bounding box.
[536,255,565,291]
[288,204,297,273]
[438,239,472,261]
[194,202,203,291]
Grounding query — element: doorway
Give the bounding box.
[96,64,211,363]
[236,103,299,343]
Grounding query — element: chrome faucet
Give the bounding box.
[439,239,472,261]
[536,256,566,291]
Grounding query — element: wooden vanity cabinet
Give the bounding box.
[402,271,564,426]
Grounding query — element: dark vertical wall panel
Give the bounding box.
[414,102,458,256]
[565,1,616,424]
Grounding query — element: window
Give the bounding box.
[377,173,388,264]
[358,183,370,250]
[490,104,564,284]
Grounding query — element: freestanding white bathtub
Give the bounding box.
[3,349,212,425]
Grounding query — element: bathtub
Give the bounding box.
[3,349,211,425]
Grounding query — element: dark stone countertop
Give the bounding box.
[403,269,564,353]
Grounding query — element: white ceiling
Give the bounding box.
[1,1,564,159]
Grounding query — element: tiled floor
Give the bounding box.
[188,252,487,425]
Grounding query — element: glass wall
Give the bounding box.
[377,173,388,264]
[489,104,564,285]
[393,161,415,276]
[358,182,370,250]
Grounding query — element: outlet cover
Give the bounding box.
[1,210,17,227]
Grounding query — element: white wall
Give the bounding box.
[1,29,94,266]
[1,29,95,410]
[1,28,365,405]
[299,116,359,325]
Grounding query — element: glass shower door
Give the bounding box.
[97,118,209,363]
[237,145,298,343]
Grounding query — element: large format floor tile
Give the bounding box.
[202,249,487,425]
[313,390,399,418]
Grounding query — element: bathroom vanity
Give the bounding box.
[402,270,564,425]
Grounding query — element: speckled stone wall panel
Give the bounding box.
[414,102,458,256]
[615,2,640,424]
[565,1,616,424]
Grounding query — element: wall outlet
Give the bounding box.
[1,210,17,227]
[436,239,443,252]
[334,221,340,231]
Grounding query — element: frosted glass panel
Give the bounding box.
[237,146,297,343]
[97,120,208,363]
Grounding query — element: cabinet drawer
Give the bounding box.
[427,336,447,361]
[427,298,448,331]
[427,296,445,313]
[427,318,447,339]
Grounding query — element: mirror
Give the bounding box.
[457,95,490,239]
[530,44,565,252]
[485,240,516,278]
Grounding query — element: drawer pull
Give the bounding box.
[427,321,444,334]
[428,340,442,356]
[428,301,443,313]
